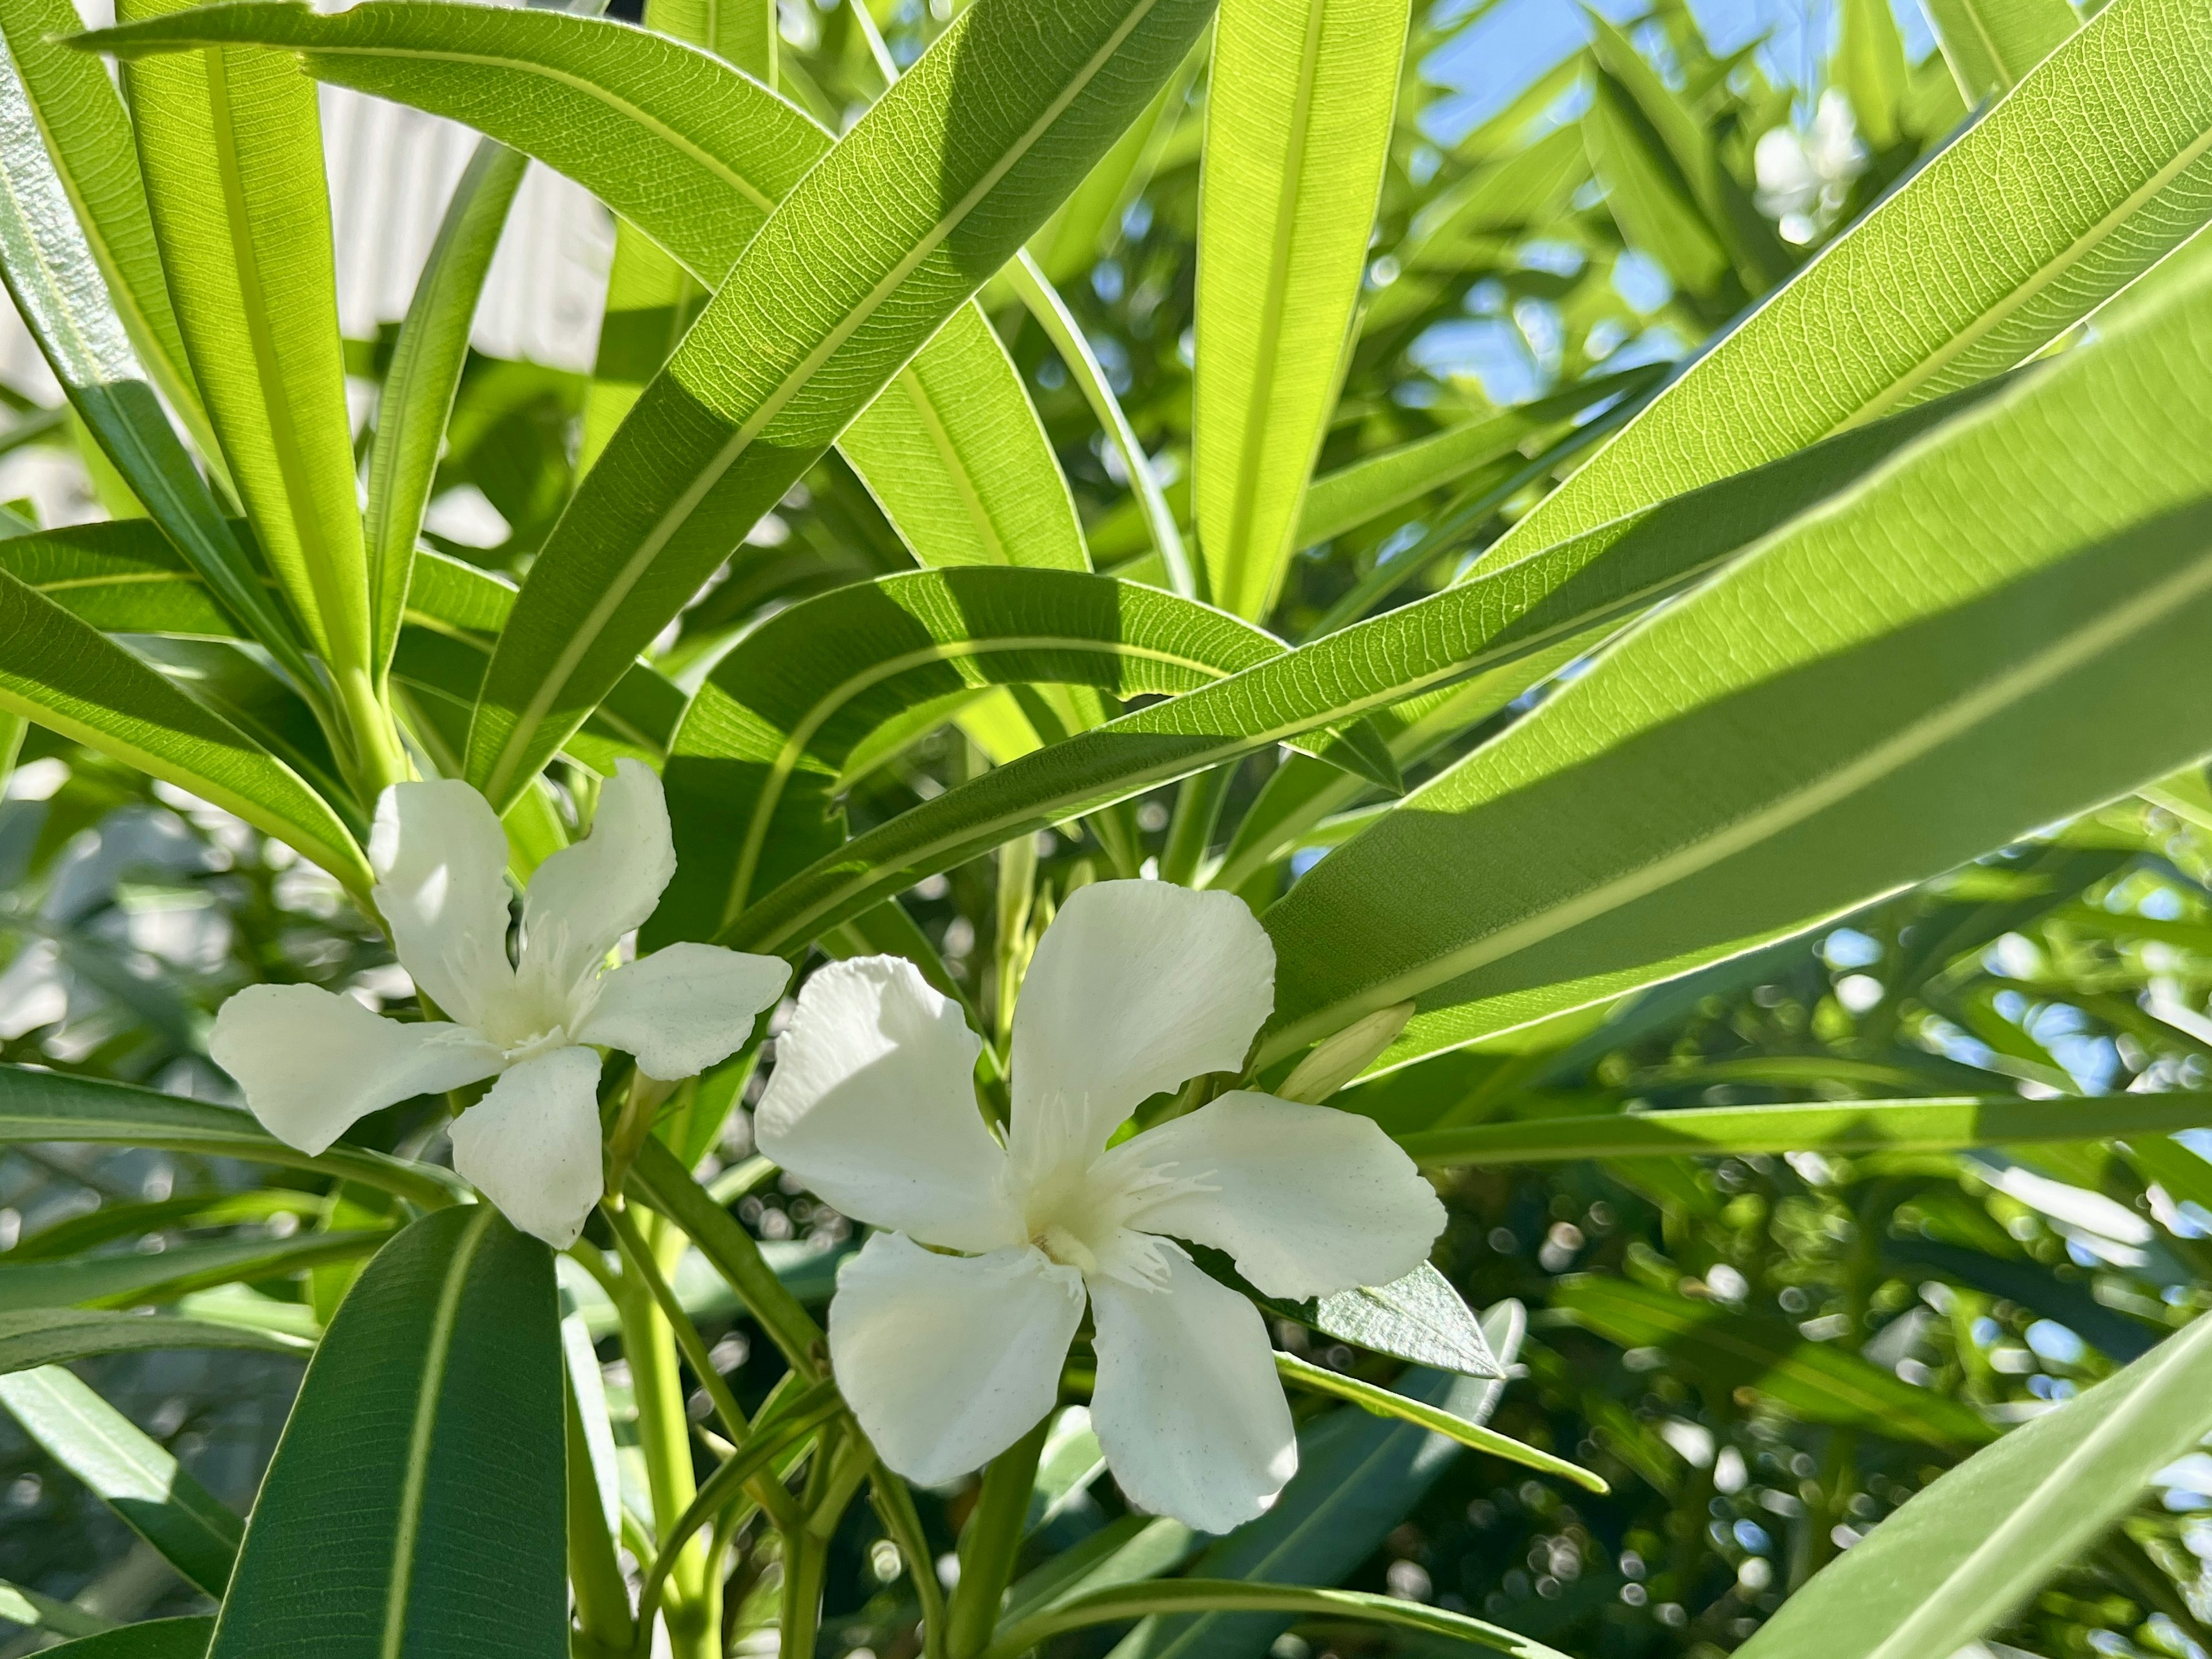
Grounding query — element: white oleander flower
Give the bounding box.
[209,760,788,1248]
[756,880,1445,1533]
[1754,89,1866,244]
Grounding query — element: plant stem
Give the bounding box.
[334,662,411,804]
[870,1468,950,1659]
[781,1431,838,1659]
[946,1416,1050,1659]
[615,1207,717,1659]
[1159,763,1234,885]
[565,1377,635,1656]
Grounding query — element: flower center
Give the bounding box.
[1034,1223,1098,1275]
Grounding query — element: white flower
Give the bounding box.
[756,880,1445,1533]
[1755,89,1866,244]
[209,759,789,1248]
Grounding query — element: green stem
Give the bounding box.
[946,1416,1051,1659]
[870,1468,950,1659]
[1158,763,1234,885]
[781,1431,838,1659]
[334,661,411,805]
[565,1376,636,1654]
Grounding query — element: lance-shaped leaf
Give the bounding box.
[0,571,373,891]
[1194,0,1406,617]
[722,382,1994,956]
[1397,1092,2212,1167]
[0,1365,243,1596]
[0,1065,464,1210]
[1923,0,2078,101]
[1474,0,2212,577]
[42,1620,215,1656]
[0,1232,384,1312]
[1253,237,2212,1074]
[0,0,215,463]
[1551,1277,1995,1451]
[656,567,1385,941]
[0,16,306,685]
[362,139,525,685]
[0,1309,307,1372]
[456,0,1211,806]
[82,2,1089,593]
[207,1206,564,1659]
[1734,1307,2212,1659]
[111,0,369,681]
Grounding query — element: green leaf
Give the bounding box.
[0,1230,384,1312]
[1273,1352,1603,1490]
[457,0,1210,805]
[208,1206,564,1659]
[995,1581,1565,1659]
[1309,1260,1501,1375]
[1580,70,1729,297]
[0,1308,308,1370]
[1194,0,1407,618]
[1475,0,2212,575]
[0,571,374,890]
[1105,1304,1527,1659]
[0,1365,243,1595]
[1255,238,2212,1075]
[0,0,214,462]
[1551,1276,1995,1451]
[0,1065,465,1210]
[362,139,525,685]
[0,20,310,688]
[657,567,1379,939]
[41,1619,216,1657]
[1734,1305,2212,1659]
[1004,1517,1199,1628]
[115,0,370,684]
[85,3,1090,590]
[0,520,238,635]
[1836,0,1910,149]
[1398,1092,2212,1166]
[723,381,1990,956]
[0,1578,112,1642]
[1923,0,2078,100]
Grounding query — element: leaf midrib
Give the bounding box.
[479,0,1172,802]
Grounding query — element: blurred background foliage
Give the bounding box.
[7,0,2210,1655]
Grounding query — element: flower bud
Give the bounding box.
[1274,1001,1415,1103]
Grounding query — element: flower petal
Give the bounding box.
[828,1231,1084,1486]
[518,759,677,1006]
[1109,1090,1445,1300]
[209,983,502,1156]
[755,956,1020,1252]
[1010,881,1274,1168]
[369,778,516,1028]
[1088,1245,1295,1533]
[448,1046,605,1248]
[577,944,789,1081]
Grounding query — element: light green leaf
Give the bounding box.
[1923,0,2078,101]
[1274,1352,1604,1489]
[0,1231,384,1312]
[0,1365,242,1596]
[1836,0,1910,149]
[87,2,1089,589]
[0,1577,112,1642]
[115,0,370,683]
[1195,0,1407,618]
[1734,1306,2212,1659]
[1553,1276,1995,1450]
[0,20,308,687]
[723,380,1986,956]
[1397,1092,2212,1166]
[0,1065,464,1210]
[647,0,773,79]
[1310,1261,1500,1375]
[1475,0,2212,574]
[0,1308,308,1372]
[1580,70,1729,297]
[0,0,214,463]
[1255,234,2212,1074]
[656,567,1380,941]
[361,139,525,685]
[0,570,373,890]
[207,1207,564,1658]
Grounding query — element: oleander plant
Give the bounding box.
[1,0,2211,1653]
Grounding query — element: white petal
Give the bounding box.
[828,1232,1085,1486]
[518,759,677,1009]
[448,1046,605,1248]
[1109,1090,1446,1300]
[1088,1245,1294,1533]
[577,944,789,1082]
[209,983,502,1156]
[1009,881,1274,1169]
[755,956,1019,1253]
[369,779,516,1028]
